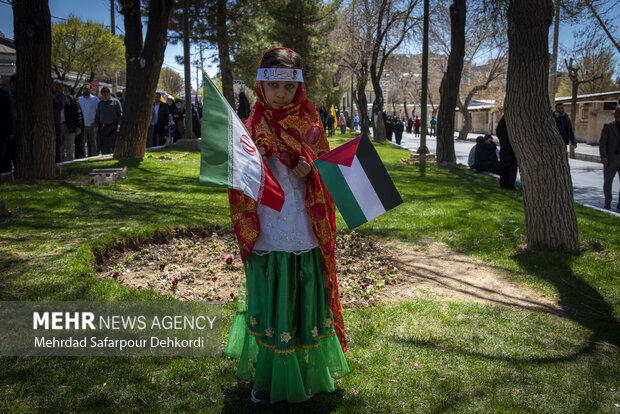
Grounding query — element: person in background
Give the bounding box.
[0,78,14,173]
[555,102,577,148]
[52,81,66,163]
[393,117,404,145]
[338,111,346,134]
[173,98,185,140]
[384,114,393,141]
[326,111,335,137]
[599,106,620,210]
[191,103,201,138]
[353,114,359,131]
[429,116,437,137]
[78,83,100,156]
[414,116,421,137]
[60,84,83,161]
[473,134,500,174]
[496,116,517,189]
[94,87,122,155]
[237,91,251,121]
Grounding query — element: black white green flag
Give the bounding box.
[313,134,403,229]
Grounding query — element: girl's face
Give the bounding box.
[262,81,298,109]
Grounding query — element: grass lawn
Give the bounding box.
[0,133,618,413]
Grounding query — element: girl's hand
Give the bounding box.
[292,156,311,178]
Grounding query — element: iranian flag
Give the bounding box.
[199,72,284,212]
[314,134,403,229]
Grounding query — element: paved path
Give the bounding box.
[394,130,620,218]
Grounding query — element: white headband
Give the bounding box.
[256,68,303,82]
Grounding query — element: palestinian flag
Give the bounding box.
[313,134,403,229]
[199,71,284,212]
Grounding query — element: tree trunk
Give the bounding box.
[216,0,235,106]
[569,77,578,159]
[548,0,560,108]
[403,97,409,120]
[436,0,465,165]
[456,103,472,141]
[12,0,56,179]
[370,71,386,141]
[505,0,579,253]
[116,0,174,158]
[353,77,371,136]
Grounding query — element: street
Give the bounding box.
[393,130,620,218]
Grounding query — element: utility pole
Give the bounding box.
[418,0,430,154]
[183,0,193,139]
[111,0,118,95]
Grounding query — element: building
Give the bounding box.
[0,32,16,80]
[555,91,620,144]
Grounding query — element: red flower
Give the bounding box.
[112,272,119,279]
[172,279,178,286]
[196,233,203,238]
[160,264,166,270]
[226,257,234,265]
[211,276,218,282]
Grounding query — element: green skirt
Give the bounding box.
[224,248,350,403]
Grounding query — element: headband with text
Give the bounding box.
[256,68,304,82]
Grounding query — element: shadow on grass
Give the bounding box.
[512,248,620,347]
[220,383,346,413]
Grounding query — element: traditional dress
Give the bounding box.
[224,48,349,403]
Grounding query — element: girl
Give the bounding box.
[224,47,349,405]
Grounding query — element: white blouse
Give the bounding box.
[253,155,319,254]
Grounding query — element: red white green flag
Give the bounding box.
[199,72,284,211]
[313,134,403,229]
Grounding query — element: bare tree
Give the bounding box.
[333,0,375,136]
[368,0,419,142]
[504,0,579,252]
[456,53,506,140]
[583,0,620,54]
[564,57,603,158]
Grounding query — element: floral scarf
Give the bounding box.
[228,48,346,352]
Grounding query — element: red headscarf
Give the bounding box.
[228,47,346,352]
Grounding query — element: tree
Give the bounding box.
[456,54,505,140]
[115,0,174,158]
[435,0,465,165]
[51,17,125,91]
[504,0,579,252]
[168,0,239,106]
[158,67,184,96]
[231,0,339,105]
[583,0,620,54]
[367,0,419,142]
[333,0,375,136]
[12,0,56,179]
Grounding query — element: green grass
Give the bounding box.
[0,135,618,413]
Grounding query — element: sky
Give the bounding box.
[0,0,218,89]
[1,0,618,88]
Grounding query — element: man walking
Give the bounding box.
[78,83,100,156]
[599,106,620,210]
[555,103,577,148]
[94,87,122,155]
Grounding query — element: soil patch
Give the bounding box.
[97,231,558,311]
